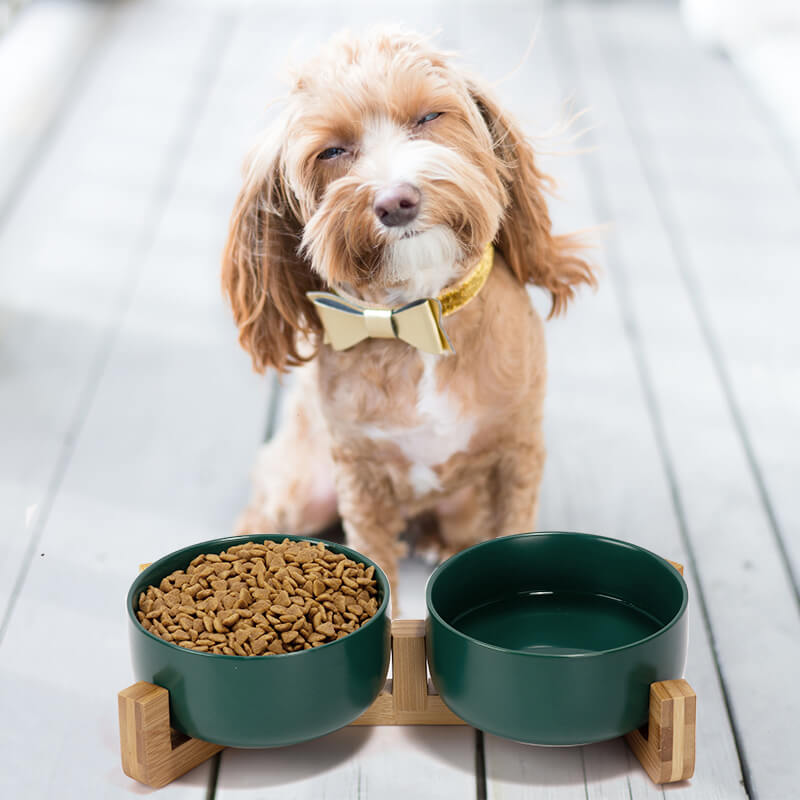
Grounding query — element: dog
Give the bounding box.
[222,28,595,598]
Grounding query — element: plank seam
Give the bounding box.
[580,747,589,800]
[475,730,487,800]
[206,751,222,800]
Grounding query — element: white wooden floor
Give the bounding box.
[1,1,798,798]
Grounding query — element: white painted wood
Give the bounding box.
[473,3,746,799]
[484,737,587,800]
[540,7,751,798]
[0,1,266,797]
[582,741,665,800]
[0,0,109,208]
[603,3,800,591]
[736,39,800,162]
[561,5,800,799]
[216,725,475,800]
[0,0,231,621]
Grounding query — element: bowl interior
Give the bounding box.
[428,532,686,656]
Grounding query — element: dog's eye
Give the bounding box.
[417,112,442,125]
[318,147,347,160]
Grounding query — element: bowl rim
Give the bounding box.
[425,531,688,659]
[127,533,391,660]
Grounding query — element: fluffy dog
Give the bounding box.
[222,29,595,596]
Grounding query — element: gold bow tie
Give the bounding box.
[307,243,494,355]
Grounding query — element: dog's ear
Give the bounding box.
[222,134,324,373]
[468,78,596,317]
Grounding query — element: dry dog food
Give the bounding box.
[136,539,380,655]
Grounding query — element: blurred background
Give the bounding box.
[0,1,798,799]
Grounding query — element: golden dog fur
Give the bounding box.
[222,29,595,598]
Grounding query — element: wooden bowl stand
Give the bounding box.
[120,565,696,789]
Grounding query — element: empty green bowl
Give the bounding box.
[127,534,390,748]
[426,532,688,745]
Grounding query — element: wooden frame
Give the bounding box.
[119,617,696,789]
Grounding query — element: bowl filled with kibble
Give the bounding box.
[127,534,390,747]
[426,531,688,746]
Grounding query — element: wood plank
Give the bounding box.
[597,4,800,597]
[603,2,800,592]
[456,6,587,797]
[543,6,752,798]
[469,2,747,798]
[216,725,476,800]
[0,1,266,797]
[558,3,800,798]
[0,0,110,217]
[0,0,234,625]
[461,4,615,797]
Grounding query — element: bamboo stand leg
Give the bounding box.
[118,682,223,788]
[625,679,697,783]
[623,560,695,784]
[350,619,465,725]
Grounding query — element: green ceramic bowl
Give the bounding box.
[127,534,390,748]
[426,532,688,745]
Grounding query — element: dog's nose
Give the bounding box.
[373,183,420,227]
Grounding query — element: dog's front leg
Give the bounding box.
[332,455,406,614]
[492,435,547,538]
[435,482,496,560]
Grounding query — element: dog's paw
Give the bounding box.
[234,505,281,536]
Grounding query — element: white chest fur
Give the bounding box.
[362,353,475,496]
